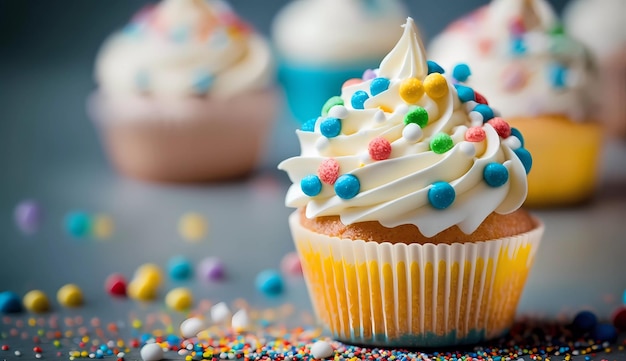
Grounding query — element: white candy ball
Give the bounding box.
[140,343,164,361]
[402,123,423,143]
[503,136,522,150]
[469,111,484,127]
[328,105,348,119]
[310,340,334,359]
[231,309,250,332]
[374,110,386,123]
[210,302,231,324]
[180,317,206,339]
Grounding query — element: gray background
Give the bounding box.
[1,1,625,360]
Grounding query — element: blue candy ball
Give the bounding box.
[454,84,475,103]
[572,310,598,331]
[334,174,360,200]
[483,163,509,187]
[427,60,445,74]
[370,77,390,96]
[65,211,91,238]
[592,323,618,342]
[168,255,193,281]
[510,127,525,147]
[511,37,527,55]
[255,269,284,296]
[473,104,495,122]
[351,90,369,110]
[301,175,322,197]
[514,148,533,174]
[452,63,472,82]
[0,291,23,314]
[301,118,316,132]
[548,63,568,89]
[428,182,455,209]
[320,117,342,138]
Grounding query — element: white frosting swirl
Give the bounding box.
[278,18,530,237]
[428,0,595,120]
[96,0,273,98]
[271,0,407,65]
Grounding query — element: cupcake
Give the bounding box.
[89,0,278,182]
[271,0,407,123]
[564,0,626,139]
[278,18,544,347]
[428,0,603,207]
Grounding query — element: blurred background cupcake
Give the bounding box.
[428,0,603,208]
[271,0,407,124]
[89,0,278,183]
[564,0,626,140]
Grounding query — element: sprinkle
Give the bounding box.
[321,96,344,116]
[105,273,127,297]
[423,73,448,99]
[0,291,23,314]
[56,284,83,308]
[452,63,472,82]
[465,126,486,142]
[64,211,91,238]
[14,200,42,235]
[483,163,510,187]
[167,256,193,281]
[514,147,533,174]
[140,342,163,361]
[334,174,360,200]
[351,90,369,109]
[488,117,512,138]
[548,63,568,89]
[370,77,390,96]
[454,84,475,103]
[320,117,342,138]
[473,104,495,122]
[403,106,429,128]
[428,181,455,209]
[402,123,423,143]
[198,257,225,282]
[317,158,340,185]
[165,288,193,311]
[300,175,323,197]
[368,137,392,161]
[178,213,208,241]
[255,270,284,296]
[280,252,302,276]
[430,133,454,154]
[511,37,527,55]
[399,78,424,104]
[301,118,316,132]
[427,60,445,74]
[22,290,50,314]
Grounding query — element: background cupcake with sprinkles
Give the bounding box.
[428,0,603,208]
[89,0,278,183]
[279,17,544,347]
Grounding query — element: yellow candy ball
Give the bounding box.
[399,78,424,104]
[127,279,158,301]
[423,73,449,99]
[165,287,193,311]
[134,263,162,287]
[92,214,114,239]
[57,284,83,308]
[178,213,208,241]
[23,290,50,313]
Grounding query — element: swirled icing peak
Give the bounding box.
[428,0,595,120]
[278,18,533,238]
[95,0,273,98]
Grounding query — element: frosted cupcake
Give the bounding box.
[428,0,603,207]
[564,0,626,139]
[279,18,544,347]
[89,0,278,182]
[271,0,407,123]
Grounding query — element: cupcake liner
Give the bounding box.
[288,211,544,347]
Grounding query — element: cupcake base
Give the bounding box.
[507,116,603,208]
[288,211,544,347]
[88,89,279,183]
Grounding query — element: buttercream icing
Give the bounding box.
[278,18,532,238]
[428,0,595,120]
[95,0,273,98]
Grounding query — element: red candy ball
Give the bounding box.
[487,117,511,138]
[612,306,626,332]
[368,137,392,161]
[105,273,127,297]
[465,126,486,142]
[474,91,489,105]
[317,158,340,185]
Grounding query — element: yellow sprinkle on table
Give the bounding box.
[178,212,208,241]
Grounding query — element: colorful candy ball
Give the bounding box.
[198,257,226,282]
[0,291,23,314]
[165,287,193,311]
[140,342,164,361]
[178,213,208,241]
[280,252,302,276]
[105,273,127,297]
[168,255,193,281]
[255,269,284,296]
[572,310,597,332]
[22,290,50,313]
[64,211,91,238]
[57,284,83,308]
[14,200,42,235]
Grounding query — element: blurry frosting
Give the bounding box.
[96,0,273,98]
[271,0,407,65]
[428,0,595,120]
[279,18,532,237]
